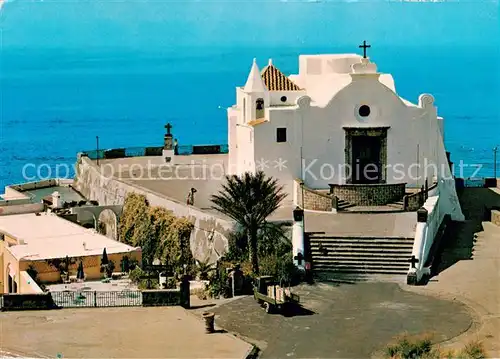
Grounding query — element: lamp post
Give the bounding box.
[293,206,304,222]
[494,146,498,179]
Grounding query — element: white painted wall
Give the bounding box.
[234,124,255,175]
[298,78,439,189]
[229,56,443,191]
[408,195,440,282]
[0,203,45,216]
[268,91,304,107]
[228,54,462,221]
[253,107,302,197]
[227,107,239,175]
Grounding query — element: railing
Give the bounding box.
[403,181,438,211]
[407,194,448,285]
[50,290,142,308]
[81,144,229,160]
[456,177,498,188]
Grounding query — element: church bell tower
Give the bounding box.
[242,58,268,122]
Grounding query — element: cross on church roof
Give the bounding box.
[359,40,371,59]
[165,123,173,135]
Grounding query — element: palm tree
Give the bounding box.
[211,171,287,274]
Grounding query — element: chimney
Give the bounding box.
[52,191,64,209]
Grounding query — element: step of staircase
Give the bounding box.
[314,271,407,283]
[310,236,414,243]
[312,255,412,262]
[309,235,414,277]
[337,200,355,210]
[387,200,404,210]
[313,267,409,275]
[340,206,406,213]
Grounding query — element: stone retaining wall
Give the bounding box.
[73,156,232,263]
[330,183,406,206]
[294,180,332,211]
[492,210,500,227]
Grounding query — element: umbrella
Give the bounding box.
[76,261,85,281]
[101,248,109,266]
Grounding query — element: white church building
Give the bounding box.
[226,48,464,222]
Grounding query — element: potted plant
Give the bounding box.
[202,312,215,334]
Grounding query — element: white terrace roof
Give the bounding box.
[0,213,139,261]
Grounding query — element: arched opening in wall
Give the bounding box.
[6,264,12,293]
[6,264,16,293]
[255,98,264,119]
[79,210,97,229]
[98,209,119,240]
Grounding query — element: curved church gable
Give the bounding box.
[328,75,409,127]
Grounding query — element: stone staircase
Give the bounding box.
[336,200,406,213]
[387,199,405,210]
[337,199,355,211]
[309,235,414,278]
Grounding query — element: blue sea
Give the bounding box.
[0,0,499,191]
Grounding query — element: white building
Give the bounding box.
[227,51,463,221]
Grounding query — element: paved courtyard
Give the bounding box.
[0,306,252,358]
[210,282,472,358]
[96,155,417,237]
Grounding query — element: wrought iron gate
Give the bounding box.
[50,290,142,308]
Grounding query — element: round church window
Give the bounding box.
[359,105,370,117]
[280,96,287,103]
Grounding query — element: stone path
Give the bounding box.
[211,282,471,358]
[403,187,500,357]
[0,306,252,358]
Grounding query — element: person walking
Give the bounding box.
[186,187,197,205]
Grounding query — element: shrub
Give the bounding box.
[195,259,216,280]
[260,254,301,286]
[129,267,144,284]
[105,260,115,278]
[385,333,433,359]
[118,193,195,279]
[384,334,486,359]
[192,287,210,300]
[138,279,159,290]
[457,341,486,359]
[165,277,177,289]
[207,263,231,299]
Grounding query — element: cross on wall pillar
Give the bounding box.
[292,206,305,269]
[163,122,176,164]
[408,255,419,269]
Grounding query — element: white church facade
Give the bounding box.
[227,47,464,222]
